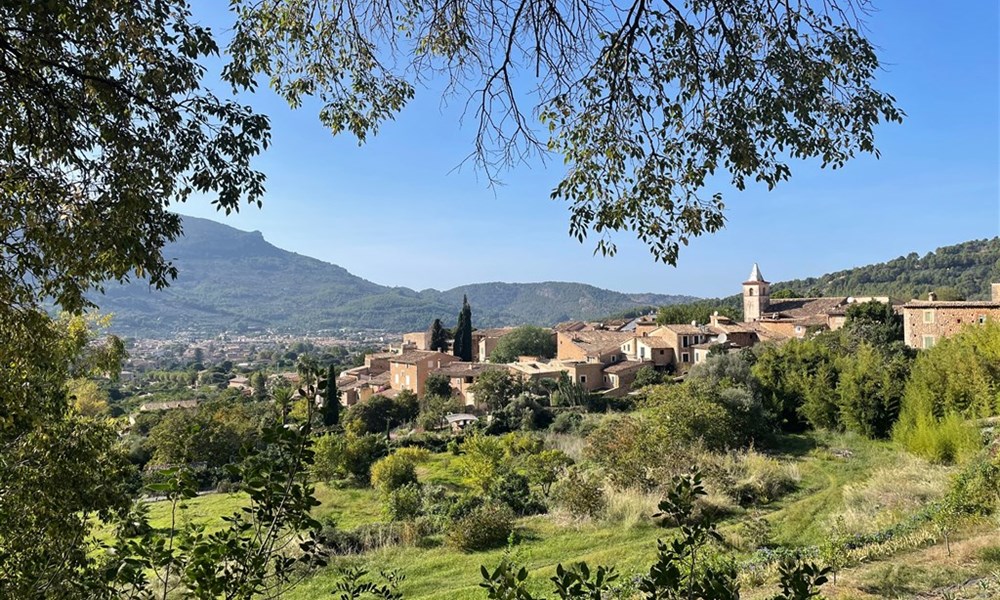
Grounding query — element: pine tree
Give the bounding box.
[322,364,340,428]
[430,318,448,352]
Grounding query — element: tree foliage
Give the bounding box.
[453,295,474,362]
[2,1,268,315]
[469,369,524,411]
[429,319,449,353]
[894,322,1000,462]
[489,326,556,363]
[225,0,901,263]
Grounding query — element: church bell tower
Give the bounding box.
[742,263,770,322]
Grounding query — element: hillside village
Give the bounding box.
[334,264,1000,413]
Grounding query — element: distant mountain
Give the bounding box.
[96,216,696,337]
[770,238,1000,301]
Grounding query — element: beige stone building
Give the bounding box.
[902,285,1000,349]
[556,330,633,363]
[428,361,506,407]
[388,350,460,396]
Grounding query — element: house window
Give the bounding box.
[611,355,618,363]
[579,375,587,383]
[681,352,689,363]
[394,373,399,383]
[405,374,411,387]
[640,347,646,359]
[682,335,689,347]
[749,289,754,296]
[922,335,936,349]
[464,376,473,384]
[659,349,664,355]
[603,375,609,384]
[923,310,935,324]
[979,315,987,324]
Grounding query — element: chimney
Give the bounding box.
[927,291,938,302]
[992,283,1000,303]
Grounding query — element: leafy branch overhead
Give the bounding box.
[227,0,903,264]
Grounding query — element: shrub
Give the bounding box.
[553,468,607,520]
[488,472,546,516]
[370,453,418,494]
[895,412,980,464]
[946,451,1000,516]
[550,411,583,434]
[383,483,423,522]
[393,446,431,464]
[445,502,515,551]
[312,432,387,485]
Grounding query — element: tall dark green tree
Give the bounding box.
[429,318,449,352]
[453,295,474,362]
[322,364,340,428]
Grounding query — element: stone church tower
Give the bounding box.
[742,263,770,322]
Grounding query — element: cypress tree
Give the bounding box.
[453,309,466,360]
[322,363,340,427]
[455,295,473,362]
[430,318,448,352]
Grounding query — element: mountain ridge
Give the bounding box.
[97,216,696,337]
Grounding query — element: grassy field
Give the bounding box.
[140,431,997,600]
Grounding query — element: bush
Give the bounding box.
[383,483,424,521]
[445,502,515,551]
[370,453,418,494]
[488,472,547,516]
[947,451,1000,515]
[895,412,980,464]
[313,433,387,485]
[553,468,607,520]
[395,432,452,453]
[550,411,583,434]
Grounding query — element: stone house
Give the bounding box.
[901,285,1000,349]
[555,330,634,364]
[428,361,506,407]
[388,350,461,396]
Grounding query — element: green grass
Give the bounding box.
[143,481,382,534]
[765,432,901,547]
[286,517,668,600]
[130,431,987,600]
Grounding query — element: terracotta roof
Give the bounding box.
[431,362,505,377]
[563,331,634,355]
[603,360,650,375]
[369,372,390,385]
[508,360,569,376]
[760,297,847,325]
[902,300,1000,309]
[474,327,518,338]
[659,323,712,335]
[554,320,590,332]
[635,337,674,348]
[389,350,453,365]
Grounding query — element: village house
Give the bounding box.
[600,360,651,396]
[428,361,506,406]
[556,330,633,364]
[387,350,461,396]
[472,327,518,362]
[901,284,1000,349]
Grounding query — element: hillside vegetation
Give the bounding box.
[96,216,695,336]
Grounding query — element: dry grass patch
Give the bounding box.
[833,453,952,536]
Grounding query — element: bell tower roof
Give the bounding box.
[744,263,768,284]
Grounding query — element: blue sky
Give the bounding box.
[177,1,999,298]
